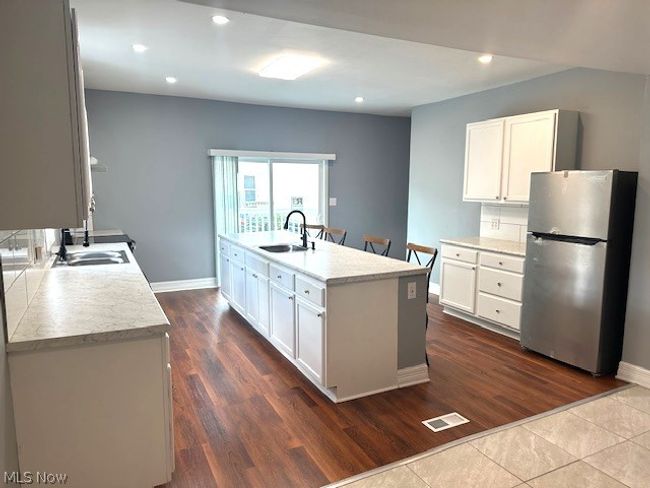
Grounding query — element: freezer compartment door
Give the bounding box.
[521,234,607,373]
[528,170,613,240]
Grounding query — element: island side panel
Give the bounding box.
[8,334,172,488]
[397,274,428,369]
[326,278,398,401]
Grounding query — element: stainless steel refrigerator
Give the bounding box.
[521,170,637,375]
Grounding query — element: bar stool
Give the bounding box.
[301,224,325,239]
[363,234,391,256]
[406,242,439,367]
[323,227,347,245]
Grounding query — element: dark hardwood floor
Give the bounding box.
[157,288,624,488]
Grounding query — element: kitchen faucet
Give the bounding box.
[283,210,308,248]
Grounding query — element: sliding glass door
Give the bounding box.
[236,158,327,233]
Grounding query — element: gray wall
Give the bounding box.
[407,68,647,284]
[623,76,650,370]
[85,90,411,283]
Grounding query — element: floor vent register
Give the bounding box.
[422,412,470,433]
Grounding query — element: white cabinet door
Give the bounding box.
[257,276,270,337]
[270,283,295,358]
[440,259,477,314]
[245,269,259,325]
[502,111,557,203]
[463,119,505,202]
[231,261,246,313]
[219,254,232,300]
[296,298,325,384]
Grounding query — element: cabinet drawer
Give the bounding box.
[480,252,525,273]
[245,252,269,277]
[230,244,245,263]
[441,245,478,264]
[295,276,325,307]
[479,268,523,302]
[219,239,230,257]
[270,264,295,291]
[477,293,521,330]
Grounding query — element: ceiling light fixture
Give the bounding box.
[132,43,149,53]
[258,54,326,80]
[165,76,177,84]
[478,54,493,64]
[354,96,364,103]
[212,15,230,25]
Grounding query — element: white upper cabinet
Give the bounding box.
[463,119,504,202]
[463,109,577,204]
[0,0,92,230]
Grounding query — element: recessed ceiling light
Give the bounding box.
[258,54,326,80]
[354,96,364,103]
[478,54,493,64]
[132,43,148,53]
[212,15,230,25]
[165,76,177,84]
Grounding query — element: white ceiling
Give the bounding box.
[71,0,566,116]
[186,0,650,76]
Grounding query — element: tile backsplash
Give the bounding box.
[479,204,529,243]
[0,229,56,341]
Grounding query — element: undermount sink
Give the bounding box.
[259,244,308,253]
[54,250,130,267]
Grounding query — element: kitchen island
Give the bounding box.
[6,243,173,488]
[218,231,430,402]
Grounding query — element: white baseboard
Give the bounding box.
[617,361,650,388]
[428,282,440,296]
[397,363,430,388]
[151,277,218,293]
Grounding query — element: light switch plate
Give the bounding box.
[329,197,337,206]
[407,281,417,299]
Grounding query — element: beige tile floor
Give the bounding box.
[327,386,650,488]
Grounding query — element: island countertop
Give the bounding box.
[220,231,428,284]
[7,243,170,352]
[440,236,526,256]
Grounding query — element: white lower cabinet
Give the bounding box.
[440,243,525,335]
[245,269,259,324]
[230,260,246,313]
[269,282,296,358]
[439,259,477,313]
[219,254,232,300]
[257,276,270,336]
[296,298,325,384]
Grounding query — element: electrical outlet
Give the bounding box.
[407,281,417,299]
[329,197,337,206]
[491,218,500,230]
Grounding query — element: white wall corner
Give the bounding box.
[150,277,218,293]
[397,363,430,388]
[428,282,440,296]
[617,361,650,389]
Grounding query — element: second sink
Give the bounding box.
[259,244,308,253]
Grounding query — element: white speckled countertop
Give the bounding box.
[220,231,428,284]
[7,243,170,352]
[440,237,527,257]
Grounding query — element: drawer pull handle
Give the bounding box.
[304,289,310,294]
[495,309,500,313]
[497,282,502,287]
[288,296,294,301]
[496,196,499,200]
[277,275,282,279]
[241,267,244,271]
[472,266,476,270]
[317,313,322,318]
[456,253,460,257]
[252,273,258,278]
[499,261,503,266]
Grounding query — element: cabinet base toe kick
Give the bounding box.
[442,306,520,340]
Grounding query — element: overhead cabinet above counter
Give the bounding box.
[463,109,578,204]
[0,0,92,230]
